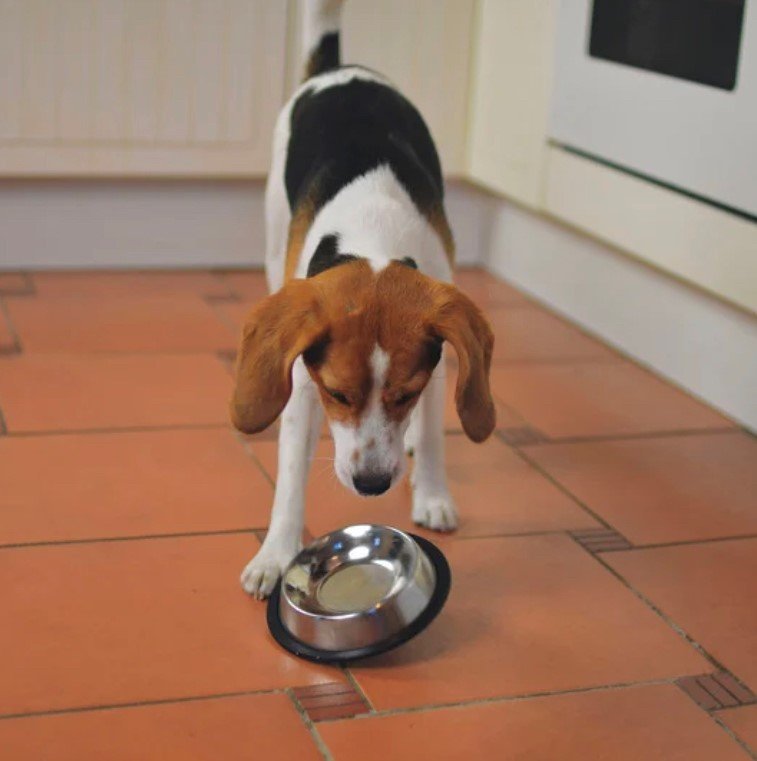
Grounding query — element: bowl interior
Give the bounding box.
[281,524,421,618]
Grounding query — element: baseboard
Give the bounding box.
[0,179,484,270]
[481,198,757,432]
[0,179,268,269]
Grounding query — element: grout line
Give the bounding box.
[341,668,376,714]
[452,529,577,543]
[632,533,757,551]
[687,697,757,760]
[4,422,230,438]
[513,447,614,530]
[490,355,619,368]
[0,687,283,722]
[314,677,676,724]
[286,688,335,761]
[233,430,276,488]
[206,297,242,336]
[0,296,23,354]
[0,348,239,358]
[576,540,734,676]
[0,272,36,297]
[0,527,263,551]
[515,446,757,554]
[516,426,738,448]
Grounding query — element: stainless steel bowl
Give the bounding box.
[266,525,451,663]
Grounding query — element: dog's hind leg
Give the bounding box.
[240,359,323,598]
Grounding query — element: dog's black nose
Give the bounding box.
[353,472,392,496]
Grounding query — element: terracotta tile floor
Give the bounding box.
[5,294,235,353]
[0,268,754,760]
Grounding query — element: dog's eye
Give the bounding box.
[394,390,420,406]
[326,388,350,405]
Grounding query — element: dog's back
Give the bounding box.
[265,0,454,288]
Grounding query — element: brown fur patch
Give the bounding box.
[232,260,495,441]
[426,205,455,265]
[284,199,316,282]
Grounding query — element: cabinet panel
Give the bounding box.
[0,0,287,176]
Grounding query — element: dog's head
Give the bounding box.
[230,260,495,495]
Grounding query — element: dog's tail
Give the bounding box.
[302,0,345,80]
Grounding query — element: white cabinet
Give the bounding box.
[0,0,288,176]
[0,0,475,178]
[466,0,556,207]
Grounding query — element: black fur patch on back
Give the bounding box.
[396,256,418,269]
[306,32,341,79]
[306,234,359,278]
[286,79,444,217]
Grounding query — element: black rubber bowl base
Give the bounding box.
[266,534,451,665]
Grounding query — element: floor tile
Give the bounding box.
[527,432,757,545]
[31,270,230,298]
[0,693,321,761]
[252,436,597,541]
[347,534,707,710]
[0,428,271,544]
[321,684,747,761]
[0,273,31,294]
[0,534,337,715]
[0,303,18,352]
[487,305,616,364]
[608,539,757,689]
[6,294,234,353]
[214,300,253,334]
[718,705,757,754]
[0,354,231,432]
[454,268,529,307]
[490,361,733,438]
[217,270,269,302]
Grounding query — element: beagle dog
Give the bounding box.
[231,0,495,598]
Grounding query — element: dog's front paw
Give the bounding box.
[412,488,459,532]
[240,543,299,600]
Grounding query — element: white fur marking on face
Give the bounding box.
[370,345,389,389]
[329,345,407,493]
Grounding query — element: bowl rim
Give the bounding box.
[266,532,451,664]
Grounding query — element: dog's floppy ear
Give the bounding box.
[430,285,496,442]
[230,279,327,434]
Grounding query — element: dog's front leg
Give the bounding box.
[240,359,322,598]
[410,360,458,531]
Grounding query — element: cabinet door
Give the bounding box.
[467,0,556,207]
[0,0,287,176]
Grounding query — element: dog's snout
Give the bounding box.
[353,471,392,496]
